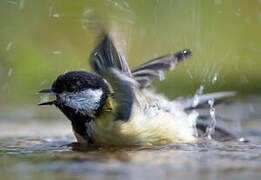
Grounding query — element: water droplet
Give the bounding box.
[6,42,13,51]
[53,13,60,18]
[206,98,216,140]
[52,50,61,55]
[49,7,53,17]
[153,53,158,58]
[192,95,199,108]
[192,85,204,108]
[244,16,252,24]
[83,9,93,16]
[214,0,222,5]
[123,1,129,8]
[40,80,48,86]
[235,9,241,16]
[158,71,165,81]
[188,110,199,137]
[7,0,17,6]
[8,68,13,77]
[238,137,248,142]
[208,98,215,107]
[7,0,24,9]
[240,75,248,84]
[186,69,193,79]
[19,0,24,9]
[212,72,218,84]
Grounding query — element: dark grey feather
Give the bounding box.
[90,33,131,76]
[103,70,135,121]
[196,120,237,141]
[89,34,135,121]
[131,49,191,88]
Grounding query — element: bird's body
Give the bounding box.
[38,33,236,146]
[77,89,196,146]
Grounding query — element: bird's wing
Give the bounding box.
[90,33,132,76]
[89,33,135,121]
[131,49,192,89]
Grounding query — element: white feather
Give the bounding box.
[60,89,103,117]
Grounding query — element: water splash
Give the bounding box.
[235,8,241,17]
[81,8,96,30]
[158,71,165,81]
[49,7,60,18]
[6,42,13,52]
[190,86,204,137]
[53,13,60,18]
[186,69,193,79]
[188,110,199,137]
[7,0,17,6]
[52,50,62,55]
[49,7,53,17]
[106,0,132,13]
[8,68,13,77]
[212,72,218,84]
[7,0,24,9]
[205,98,216,140]
[192,85,204,108]
[19,0,24,9]
[214,0,222,5]
[40,80,48,86]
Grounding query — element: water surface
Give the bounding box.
[1,96,261,180]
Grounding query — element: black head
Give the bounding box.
[38,71,110,120]
[51,71,108,93]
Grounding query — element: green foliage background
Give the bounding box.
[1,0,261,105]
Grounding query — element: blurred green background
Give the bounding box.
[1,0,261,105]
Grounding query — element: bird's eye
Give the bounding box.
[76,81,81,86]
[68,85,76,92]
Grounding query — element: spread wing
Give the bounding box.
[89,33,135,121]
[90,34,132,76]
[131,49,192,89]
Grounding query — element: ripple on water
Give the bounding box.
[1,96,261,180]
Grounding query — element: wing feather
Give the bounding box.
[90,33,131,76]
[132,49,192,88]
[89,33,135,121]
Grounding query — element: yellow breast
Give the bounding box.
[91,101,196,146]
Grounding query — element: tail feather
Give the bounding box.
[196,120,237,141]
[175,91,236,110]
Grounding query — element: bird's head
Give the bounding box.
[38,71,110,121]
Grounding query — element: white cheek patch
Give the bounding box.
[60,88,103,117]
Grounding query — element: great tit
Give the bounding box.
[38,33,236,146]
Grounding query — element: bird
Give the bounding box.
[38,33,236,147]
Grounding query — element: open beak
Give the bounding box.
[38,88,55,94]
[37,88,56,106]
